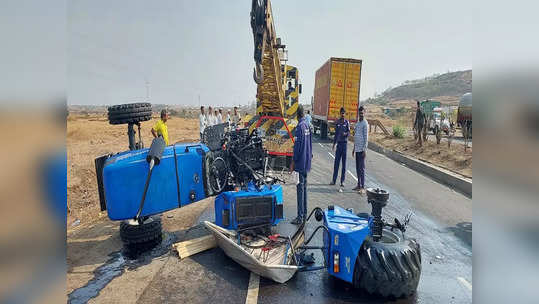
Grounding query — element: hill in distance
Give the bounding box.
[365,70,472,107]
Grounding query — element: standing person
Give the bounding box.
[207,106,215,126]
[199,106,206,141]
[226,109,231,126]
[305,110,313,131]
[151,109,170,146]
[232,106,242,127]
[330,107,350,192]
[352,106,368,194]
[217,108,223,124]
[214,110,219,124]
[414,101,425,147]
[289,105,312,225]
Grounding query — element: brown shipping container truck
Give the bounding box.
[312,57,362,139]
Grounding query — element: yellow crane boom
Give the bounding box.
[251,0,286,116]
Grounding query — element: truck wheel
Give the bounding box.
[120,216,162,254]
[353,229,421,298]
[320,122,328,139]
[108,102,153,125]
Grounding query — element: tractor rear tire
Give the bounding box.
[120,216,162,254]
[353,229,421,298]
[108,103,153,125]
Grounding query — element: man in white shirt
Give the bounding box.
[213,110,219,125]
[207,106,215,126]
[226,110,231,126]
[217,109,223,124]
[199,106,206,141]
[352,106,369,194]
[232,106,242,126]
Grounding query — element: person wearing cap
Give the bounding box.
[331,107,350,190]
[290,104,312,225]
[151,109,170,145]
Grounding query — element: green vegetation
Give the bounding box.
[366,70,472,104]
[392,125,406,138]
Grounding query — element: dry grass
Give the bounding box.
[370,133,472,177]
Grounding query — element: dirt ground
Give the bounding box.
[369,133,472,177]
[67,113,200,227]
[362,104,472,178]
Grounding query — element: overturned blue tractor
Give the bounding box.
[95,103,285,252]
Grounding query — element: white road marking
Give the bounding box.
[328,152,335,159]
[245,272,260,304]
[457,277,472,291]
[318,142,324,148]
[347,170,358,181]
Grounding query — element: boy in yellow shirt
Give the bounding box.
[151,109,169,145]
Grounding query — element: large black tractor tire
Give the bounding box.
[108,102,153,125]
[353,229,421,298]
[120,216,162,253]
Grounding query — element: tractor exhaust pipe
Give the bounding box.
[134,137,165,223]
[366,188,389,241]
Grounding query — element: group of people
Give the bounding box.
[289,105,369,224]
[199,106,242,140]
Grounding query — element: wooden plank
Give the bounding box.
[173,235,213,248]
[173,235,216,259]
[175,242,215,259]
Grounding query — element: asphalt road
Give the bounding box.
[193,137,472,304]
[71,136,472,303]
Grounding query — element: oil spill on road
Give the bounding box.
[67,232,176,304]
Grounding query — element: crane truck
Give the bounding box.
[243,0,302,170]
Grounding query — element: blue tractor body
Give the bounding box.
[323,206,371,283]
[101,142,209,220]
[96,126,282,228]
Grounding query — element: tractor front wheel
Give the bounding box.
[353,229,421,298]
[120,216,163,255]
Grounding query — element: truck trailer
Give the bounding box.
[312,57,362,139]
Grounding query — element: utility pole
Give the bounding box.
[145,78,151,102]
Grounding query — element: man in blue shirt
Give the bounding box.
[331,107,350,191]
[290,105,312,224]
[305,110,313,128]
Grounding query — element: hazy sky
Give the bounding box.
[68,0,471,106]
